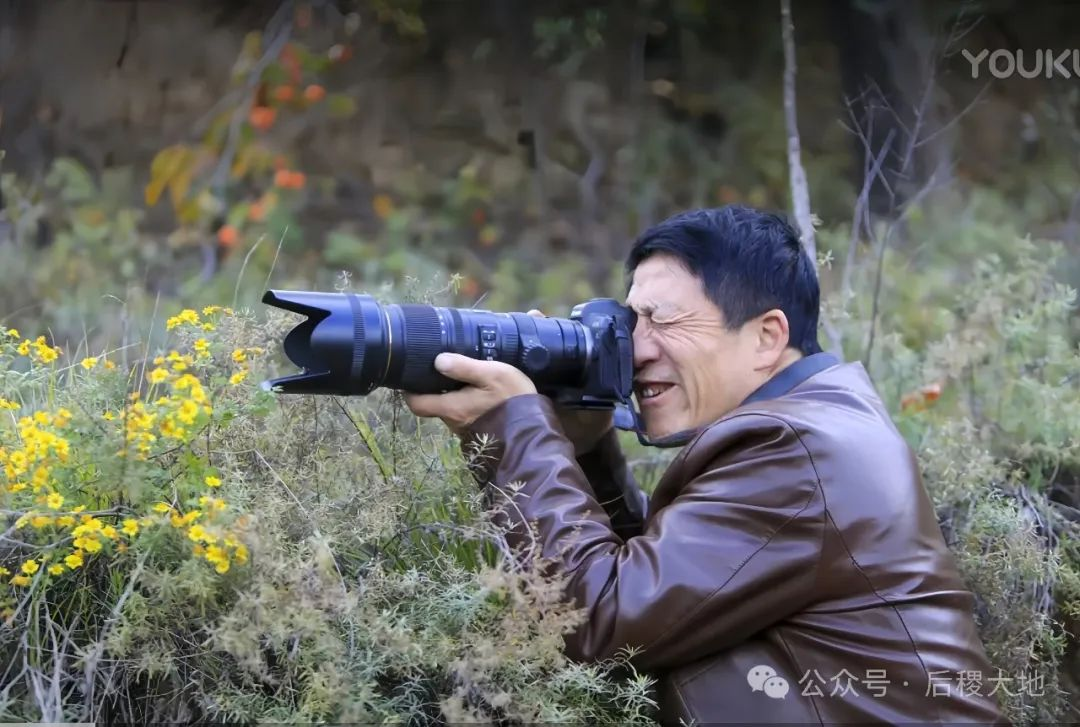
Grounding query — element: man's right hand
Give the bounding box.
[527,309,614,456]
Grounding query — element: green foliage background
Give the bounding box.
[1,1,1079,724]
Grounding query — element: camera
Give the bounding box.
[260,290,637,410]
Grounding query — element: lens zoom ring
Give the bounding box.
[400,305,444,388]
[349,294,366,381]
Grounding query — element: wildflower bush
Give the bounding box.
[0,303,656,723]
[821,227,1080,724]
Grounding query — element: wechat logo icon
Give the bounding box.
[748,664,790,699]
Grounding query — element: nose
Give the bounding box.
[632,318,659,372]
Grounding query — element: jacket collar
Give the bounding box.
[739,352,841,408]
[616,351,841,448]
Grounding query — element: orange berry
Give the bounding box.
[921,383,942,403]
[217,225,239,248]
[288,171,306,189]
[274,168,292,188]
[273,86,295,103]
[328,44,352,63]
[461,277,480,299]
[248,201,266,222]
[248,105,276,131]
[303,84,326,103]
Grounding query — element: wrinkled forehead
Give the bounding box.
[625,254,703,313]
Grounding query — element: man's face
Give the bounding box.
[625,253,780,439]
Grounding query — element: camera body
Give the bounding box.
[556,298,636,409]
[260,291,637,411]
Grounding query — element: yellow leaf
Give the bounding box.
[176,195,200,224]
[230,143,258,180]
[145,145,191,207]
[169,164,195,210]
[372,193,395,220]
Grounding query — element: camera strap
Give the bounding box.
[613,395,700,448]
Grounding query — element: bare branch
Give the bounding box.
[780,0,816,265]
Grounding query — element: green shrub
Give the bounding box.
[0,303,656,723]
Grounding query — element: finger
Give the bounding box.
[527,309,544,317]
[405,389,478,424]
[404,392,444,418]
[434,352,498,387]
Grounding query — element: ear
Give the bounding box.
[753,308,790,368]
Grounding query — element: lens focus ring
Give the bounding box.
[398,304,445,390]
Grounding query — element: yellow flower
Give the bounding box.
[81,357,98,370]
[0,397,21,410]
[80,538,102,554]
[31,515,53,529]
[121,519,139,536]
[200,323,216,332]
[0,567,8,576]
[54,408,72,427]
[152,502,172,513]
[205,544,230,573]
[101,525,118,540]
[5,328,19,337]
[233,543,249,564]
[166,309,200,330]
[16,340,30,356]
[147,367,170,384]
[57,515,75,528]
[46,492,64,510]
[231,349,247,363]
[73,517,102,536]
[188,524,207,542]
[104,360,116,370]
[204,475,222,488]
[102,411,116,421]
[11,574,31,587]
[173,374,199,391]
[202,305,221,316]
[48,564,64,575]
[64,552,84,569]
[229,370,248,385]
[193,339,210,356]
[199,495,227,512]
[20,559,39,575]
[177,399,200,425]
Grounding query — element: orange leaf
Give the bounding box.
[217,225,239,248]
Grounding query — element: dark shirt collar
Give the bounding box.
[739,351,841,408]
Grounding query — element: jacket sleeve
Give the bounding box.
[464,393,825,673]
[575,427,648,540]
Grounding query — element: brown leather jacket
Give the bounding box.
[465,355,1008,724]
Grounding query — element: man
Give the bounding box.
[406,206,1006,724]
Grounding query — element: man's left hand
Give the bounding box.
[404,353,537,435]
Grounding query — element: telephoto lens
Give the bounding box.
[261,290,621,399]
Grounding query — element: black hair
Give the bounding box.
[625,205,823,356]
